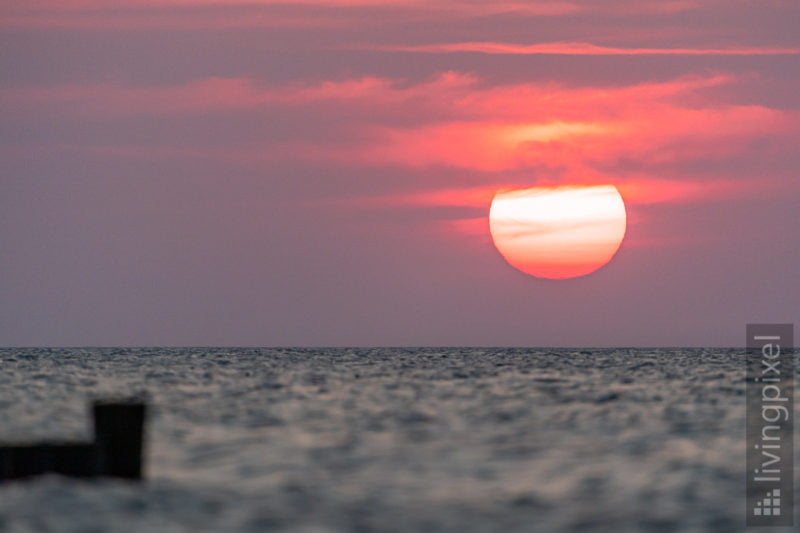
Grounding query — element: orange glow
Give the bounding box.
[489,185,626,279]
[390,41,800,56]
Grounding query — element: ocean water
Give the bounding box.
[0,347,793,532]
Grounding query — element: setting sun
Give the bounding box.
[489,185,627,279]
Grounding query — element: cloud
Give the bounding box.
[352,120,614,171]
[0,71,732,121]
[1,76,404,115]
[1,0,582,29]
[381,41,800,56]
[318,74,792,176]
[5,0,576,8]
[4,71,797,210]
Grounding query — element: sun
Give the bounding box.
[488,184,627,279]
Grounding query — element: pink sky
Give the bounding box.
[1,0,798,345]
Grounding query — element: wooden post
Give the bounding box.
[0,399,147,481]
[0,443,96,480]
[93,401,146,480]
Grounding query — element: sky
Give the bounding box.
[1,0,799,347]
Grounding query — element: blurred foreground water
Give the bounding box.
[0,347,796,532]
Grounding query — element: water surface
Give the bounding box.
[0,348,780,531]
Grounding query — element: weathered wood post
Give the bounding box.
[0,398,147,481]
[93,400,147,479]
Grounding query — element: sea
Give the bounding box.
[0,347,795,532]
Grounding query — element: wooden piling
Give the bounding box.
[0,399,147,481]
[93,401,146,480]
